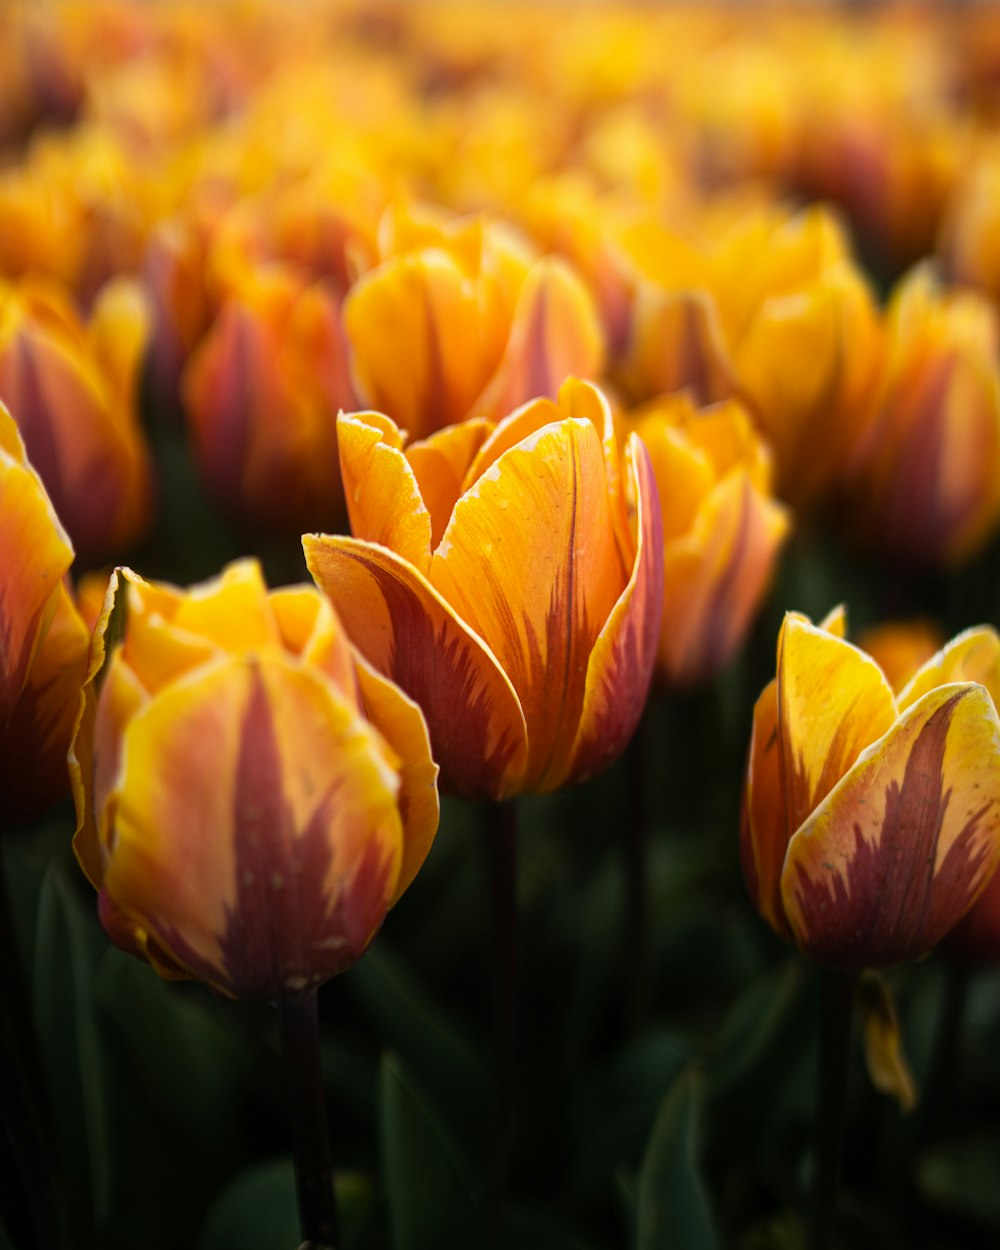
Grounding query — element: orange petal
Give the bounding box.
[563,433,663,788]
[405,418,493,550]
[740,678,789,937]
[0,580,88,828]
[338,411,433,576]
[106,654,404,999]
[622,286,735,405]
[355,655,440,905]
[782,683,1000,968]
[777,614,898,842]
[429,415,626,790]
[269,585,360,707]
[304,534,528,800]
[0,405,74,727]
[657,473,790,687]
[896,626,1000,714]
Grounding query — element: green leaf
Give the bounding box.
[637,1068,718,1250]
[379,1051,476,1250]
[32,862,112,1237]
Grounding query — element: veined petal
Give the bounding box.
[338,410,433,576]
[740,678,789,937]
[563,433,663,788]
[897,625,1000,713]
[777,614,898,841]
[304,534,528,799]
[355,655,439,905]
[106,654,404,1000]
[430,416,626,791]
[782,683,1000,968]
[658,473,790,687]
[406,418,493,550]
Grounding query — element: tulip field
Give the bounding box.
[8,2,1000,1248]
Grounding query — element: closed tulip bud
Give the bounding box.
[305,377,662,800]
[70,559,438,1001]
[741,609,1000,970]
[629,394,790,687]
[182,266,354,536]
[844,266,1000,568]
[0,275,154,564]
[0,401,88,826]
[344,218,604,438]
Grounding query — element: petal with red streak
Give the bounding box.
[304,534,528,800]
[782,683,1000,968]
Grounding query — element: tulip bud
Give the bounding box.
[70,560,439,1001]
[305,377,662,799]
[741,609,1000,969]
[628,394,790,687]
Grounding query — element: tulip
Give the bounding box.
[181,264,354,536]
[343,217,605,439]
[304,377,662,800]
[740,608,1000,969]
[0,274,154,564]
[843,266,1000,568]
[70,559,439,1001]
[855,619,945,695]
[628,393,790,687]
[0,399,90,828]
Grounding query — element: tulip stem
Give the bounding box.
[486,800,519,1228]
[919,963,970,1143]
[0,850,72,1250]
[622,714,650,1030]
[277,988,339,1250]
[809,969,856,1250]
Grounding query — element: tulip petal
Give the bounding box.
[782,683,1000,968]
[304,534,528,799]
[658,472,790,686]
[564,433,663,788]
[406,418,493,550]
[429,416,626,790]
[777,614,898,841]
[355,655,440,905]
[338,410,433,576]
[107,654,404,1000]
[740,678,789,936]
[896,625,1000,714]
[270,586,360,706]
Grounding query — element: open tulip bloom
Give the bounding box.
[304,377,664,800]
[740,608,1000,971]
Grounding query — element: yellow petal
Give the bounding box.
[106,654,404,999]
[658,473,790,687]
[429,415,626,790]
[304,534,528,799]
[897,626,1000,714]
[337,410,433,576]
[782,683,1000,968]
[565,433,663,788]
[355,656,439,905]
[859,973,917,1112]
[740,677,789,937]
[777,614,898,842]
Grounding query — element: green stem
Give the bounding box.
[622,714,650,1030]
[276,988,339,1250]
[0,849,72,1250]
[485,800,518,1230]
[809,970,856,1250]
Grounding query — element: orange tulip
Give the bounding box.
[181,265,354,535]
[0,400,89,826]
[740,609,1000,969]
[628,394,790,687]
[70,559,439,1001]
[0,274,154,564]
[854,619,945,695]
[304,377,662,800]
[843,266,1000,568]
[343,215,604,439]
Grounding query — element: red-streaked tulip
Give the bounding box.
[304,377,662,800]
[0,274,154,564]
[843,266,1000,568]
[740,609,1000,969]
[70,559,439,1001]
[0,400,88,825]
[628,394,790,687]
